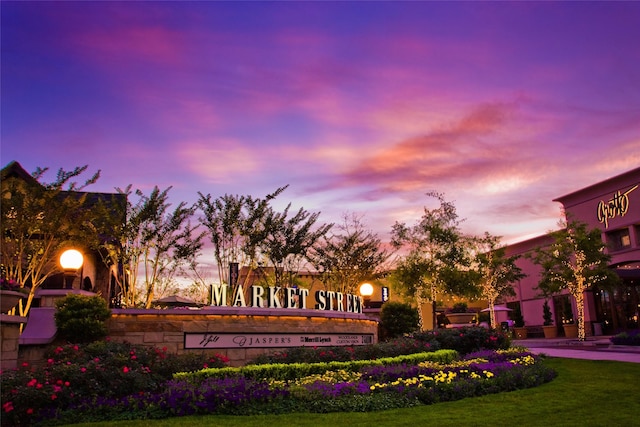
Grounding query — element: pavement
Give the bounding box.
[512,336,640,363]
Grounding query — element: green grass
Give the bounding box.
[68,358,640,427]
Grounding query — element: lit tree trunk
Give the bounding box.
[415,289,424,330]
[488,299,496,329]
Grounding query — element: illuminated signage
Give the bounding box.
[596,184,637,228]
[210,284,363,314]
[185,332,374,349]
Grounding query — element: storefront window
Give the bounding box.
[606,228,631,252]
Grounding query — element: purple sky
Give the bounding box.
[2,1,639,246]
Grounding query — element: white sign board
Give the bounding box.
[184,332,374,349]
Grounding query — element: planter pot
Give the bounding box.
[1,290,25,313]
[445,312,477,327]
[513,327,528,339]
[543,325,558,339]
[563,323,578,338]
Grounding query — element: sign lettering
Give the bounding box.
[596,184,637,228]
[212,284,364,314]
[185,332,374,349]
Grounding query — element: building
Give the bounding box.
[1,161,125,303]
[505,167,640,335]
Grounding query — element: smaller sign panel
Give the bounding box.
[184,332,374,349]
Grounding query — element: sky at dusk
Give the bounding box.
[2,1,640,248]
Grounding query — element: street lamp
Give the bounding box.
[60,249,83,289]
[359,283,374,309]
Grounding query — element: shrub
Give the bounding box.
[248,335,439,365]
[54,294,111,343]
[0,340,229,426]
[412,327,510,355]
[610,330,640,346]
[379,301,420,339]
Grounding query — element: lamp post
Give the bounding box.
[359,283,374,309]
[60,249,84,289]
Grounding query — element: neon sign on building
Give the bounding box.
[596,184,637,228]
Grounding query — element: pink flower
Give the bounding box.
[73,345,79,351]
[55,347,63,354]
[47,359,54,365]
[27,379,37,387]
[80,367,87,373]
[123,366,129,373]
[51,394,57,400]
[26,408,33,415]
[64,381,70,387]
[2,401,14,413]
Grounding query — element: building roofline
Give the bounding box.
[553,167,640,205]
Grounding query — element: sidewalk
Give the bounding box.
[512,336,640,363]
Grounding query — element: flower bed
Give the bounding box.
[0,328,545,426]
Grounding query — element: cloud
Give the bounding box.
[180,139,261,184]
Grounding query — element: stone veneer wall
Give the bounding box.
[107,307,378,366]
[1,315,27,370]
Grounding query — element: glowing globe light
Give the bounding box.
[60,249,84,271]
[359,283,374,297]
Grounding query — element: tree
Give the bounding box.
[1,162,100,317]
[532,219,620,341]
[309,213,391,294]
[389,192,476,328]
[95,185,204,308]
[259,203,332,288]
[196,187,287,301]
[471,232,525,329]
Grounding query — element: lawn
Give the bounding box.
[69,357,640,427]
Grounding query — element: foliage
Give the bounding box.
[54,294,111,343]
[17,349,553,424]
[0,277,29,294]
[0,340,229,426]
[532,219,619,340]
[511,304,525,327]
[542,300,553,326]
[412,327,511,355]
[197,186,332,295]
[95,185,205,308]
[610,330,640,346]
[1,162,100,318]
[450,302,469,313]
[258,201,332,288]
[389,192,477,327]
[35,358,639,427]
[308,213,391,294]
[180,351,457,383]
[248,336,441,365]
[470,233,525,328]
[196,187,287,297]
[379,301,420,339]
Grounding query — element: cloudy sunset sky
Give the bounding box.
[2,1,639,246]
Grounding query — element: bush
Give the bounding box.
[379,302,420,339]
[412,327,510,355]
[610,330,640,346]
[0,340,229,426]
[54,294,111,343]
[248,335,439,365]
